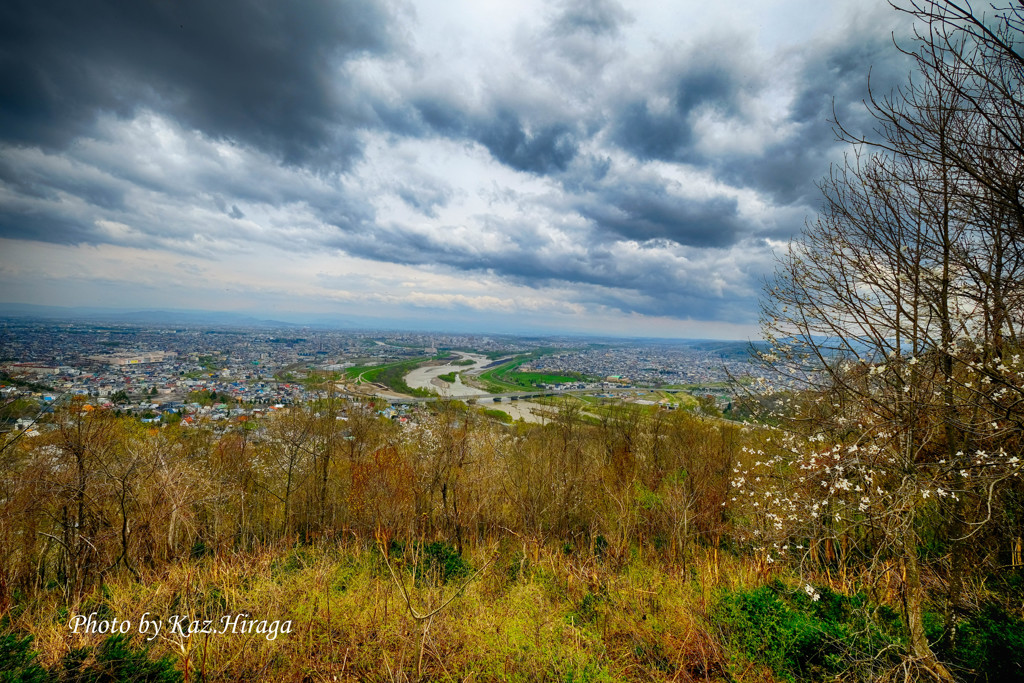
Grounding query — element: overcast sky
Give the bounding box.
[0,0,913,338]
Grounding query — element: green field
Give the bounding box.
[476,351,586,392]
[345,357,424,381]
[648,390,699,408]
[344,357,437,397]
[475,356,525,391]
[506,371,580,386]
[479,407,513,423]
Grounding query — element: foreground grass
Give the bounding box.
[7,540,1020,682]
[6,541,760,682]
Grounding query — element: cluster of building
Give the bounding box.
[1,319,759,433]
[522,343,755,387]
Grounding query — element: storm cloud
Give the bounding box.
[0,0,917,335]
[0,0,396,166]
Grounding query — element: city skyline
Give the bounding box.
[0,0,911,338]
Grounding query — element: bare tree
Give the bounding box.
[739,2,1024,679]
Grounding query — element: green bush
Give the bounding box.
[716,583,822,680]
[58,634,181,683]
[592,535,608,558]
[481,408,513,423]
[715,582,904,682]
[573,591,604,624]
[0,634,47,683]
[413,541,471,586]
[929,602,1024,682]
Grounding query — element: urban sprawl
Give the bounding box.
[0,320,761,432]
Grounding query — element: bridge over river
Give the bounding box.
[377,386,648,405]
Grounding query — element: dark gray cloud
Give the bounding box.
[610,43,756,163]
[394,179,453,218]
[0,131,379,252]
[714,35,912,203]
[399,1,626,177]
[0,0,396,167]
[477,110,580,174]
[551,0,633,37]
[400,8,900,212]
[576,185,746,248]
[0,201,99,246]
[410,96,583,174]
[0,152,126,212]
[316,210,764,321]
[611,100,698,163]
[606,28,911,205]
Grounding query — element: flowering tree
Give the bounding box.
[735,1,1024,679]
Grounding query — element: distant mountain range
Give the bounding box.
[0,302,762,343]
[684,339,770,358]
[0,303,300,328]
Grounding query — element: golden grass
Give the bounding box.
[7,539,786,682]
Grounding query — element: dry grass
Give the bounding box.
[7,538,774,682]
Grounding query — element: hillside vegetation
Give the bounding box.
[1,395,1022,681]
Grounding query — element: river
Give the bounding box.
[403,352,551,423]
